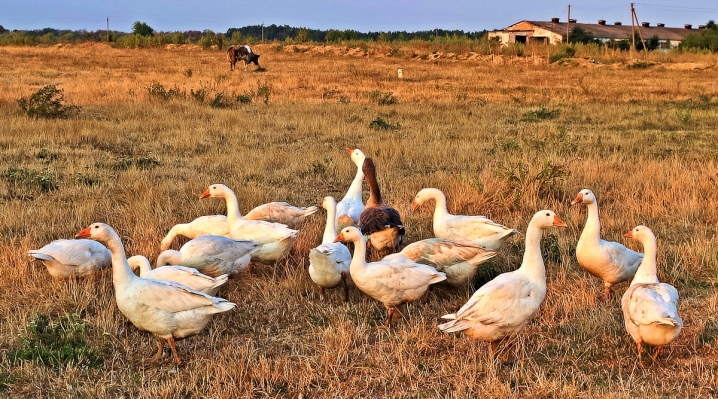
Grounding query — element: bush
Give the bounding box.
[369,117,400,130]
[368,90,397,105]
[17,84,79,119]
[1,167,58,192]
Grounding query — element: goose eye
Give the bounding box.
[545,212,550,216]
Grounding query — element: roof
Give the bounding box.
[503,20,698,41]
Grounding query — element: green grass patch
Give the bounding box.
[8,314,103,369]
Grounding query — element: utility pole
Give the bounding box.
[106,17,109,42]
[566,5,571,42]
[630,3,646,54]
[630,3,636,53]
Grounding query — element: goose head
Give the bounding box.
[571,189,597,206]
[345,148,366,168]
[411,188,443,212]
[333,226,362,244]
[321,196,337,211]
[531,210,568,229]
[624,225,655,244]
[75,222,116,243]
[200,183,231,200]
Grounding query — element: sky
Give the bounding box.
[3,1,717,34]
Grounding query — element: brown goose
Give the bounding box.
[357,158,405,258]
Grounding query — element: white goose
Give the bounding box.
[622,225,682,366]
[308,196,351,301]
[160,203,315,251]
[76,223,235,366]
[335,147,366,231]
[128,255,229,296]
[334,226,446,325]
[438,210,567,354]
[572,189,643,300]
[160,215,230,251]
[244,201,319,228]
[397,238,497,287]
[200,184,299,264]
[411,188,518,251]
[157,235,260,278]
[29,239,111,279]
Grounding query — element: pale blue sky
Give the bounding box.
[3,1,716,33]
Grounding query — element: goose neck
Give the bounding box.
[156,250,181,267]
[631,237,659,285]
[222,189,244,227]
[322,202,339,244]
[104,234,138,288]
[364,168,383,207]
[342,166,364,201]
[348,235,368,275]
[581,201,601,242]
[519,224,546,281]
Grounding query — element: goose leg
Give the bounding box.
[652,345,663,361]
[488,341,499,360]
[146,338,165,364]
[167,336,182,366]
[341,271,349,302]
[320,287,326,300]
[599,285,612,301]
[636,341,644,367]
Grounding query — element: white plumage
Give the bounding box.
[29,239,111,279]
[128,255,229,296]
[308,196,351,301]
[156,235,260,278]
[411,188,518,251]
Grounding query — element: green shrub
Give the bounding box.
[17,84,79,119]
[8,314,103,369]
[256,80,272,105]
[1,167,58,192]
[369,117,400,130]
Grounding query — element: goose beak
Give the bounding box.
[624,230,634,239]
[553,215,568,228]
[199,188,211,199]
[571,193,583,205]
[344,148,354,155]
[333,233,345,243]
[411,200,420,213]
[75,226,91,239]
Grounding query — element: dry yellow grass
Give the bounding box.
[0,43,717,398]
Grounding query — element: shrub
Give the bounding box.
[17,84,79,119]
[256,80,272,105]
[521,107,560,122]
[369,117,400,130]
[368,90,397,105]
[1,167,58,192]
[8,314,103,369]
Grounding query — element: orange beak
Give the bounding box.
[624,230,634,239]
[333,233,346,243]
[571,193,583,205]
[344,148,354,155]
[552,215,568,228]
[199,188,211,199]
[411,200,420,213]
[75,226,91,239]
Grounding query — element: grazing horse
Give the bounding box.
[227,45,260,71]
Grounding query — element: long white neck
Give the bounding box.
[322,201,339,244]
[156,250,182,266]
[348,235,368,276]
[222,189,244,228]
[631,236,659,285]
[518,223,546,282]
[430,190,451,221]
[341,165,364,202]
[580,201,601,243]
[103,233,138,289]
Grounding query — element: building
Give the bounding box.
[489,18,701,48]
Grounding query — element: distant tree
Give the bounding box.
[680,20,718,52]
[295,28,310,43]
[568,26,595,44]
[0,25,6,34]
[132,21,153,37]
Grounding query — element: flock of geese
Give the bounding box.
[28,148,682,367]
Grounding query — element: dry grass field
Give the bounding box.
[0,42,717,398]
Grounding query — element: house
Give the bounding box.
[489,18,701,48]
